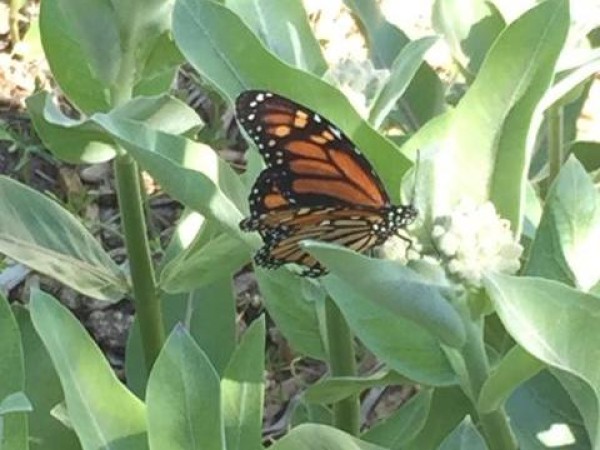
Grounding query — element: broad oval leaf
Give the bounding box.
[484,274,600,444]
[368,36,438,128]
[403,387,472,450]
[159,226,249,294]
[478,345,544,414]
[12,305,81,450]
[222,317,265,450]
[525,157,600,290]
[226,0,326,75]
[506,370,591,449]
[438,417,487,450]
[255,268,326,360]
[323,276,456,386]
[304,369,409,404]
[40,0,178,113]
[304,242,465,349]
[361,389,432,449]
[0,294,27,450]
[270,424,387,450]
[0,176,128,302]
[93,115,250,244]
[403,0,569,232]
[27,92,202,164]
[30,290,147,450]
[146,325,224,450]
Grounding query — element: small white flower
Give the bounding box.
[380,235,421,264]
[432,200,523,287]
[324,58,389,118]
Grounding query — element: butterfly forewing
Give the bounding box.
[236,90,390,209]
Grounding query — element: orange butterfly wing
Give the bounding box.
[236,91,391,211]
[236,90,416,277]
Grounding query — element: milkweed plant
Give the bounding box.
[0,0,599,449]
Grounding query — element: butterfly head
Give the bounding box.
[389,204,418,231]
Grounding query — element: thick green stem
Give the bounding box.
[546,105,564,193]
[114,155,165,371]
[9,0,20,45]
[462,320,517,450]
[324,297,360,436]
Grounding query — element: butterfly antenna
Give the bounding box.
[410,150,421,206]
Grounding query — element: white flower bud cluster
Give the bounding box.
[380,234,422,265]
[325,58,389,118]
[432,200,523,287]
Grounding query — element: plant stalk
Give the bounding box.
[462,320,517,450]
[9,0,20,45]
[546,105,564,194]
[324,297,360,436]
[114,154,165,371]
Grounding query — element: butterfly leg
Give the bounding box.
[300,262,328,277]
[253,243,285,270]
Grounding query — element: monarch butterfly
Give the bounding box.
[236,90,417,277]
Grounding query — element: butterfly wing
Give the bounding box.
[236,90,391,209]
[254,206,387,277]
[235,90,411,277]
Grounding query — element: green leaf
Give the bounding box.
[343,0,445,129]
[403,387,473,450]
[93,115,250,243]
[172,0,411,201]
[146,326,224,450]
[290,401,332,428]
[43,0,122,88]
[404,0,569,232]
[222,317,265,450]
[361,389,431,449]
[478,345,544,413]
[12,305,81,450]
[304,369,409,404]
[27,92,202,164]
[27,92,117,164]
[539,48,600,112]
[30,290,147,449]
[0,176,128,302]
[323,276,456,386]
[438,417,488,450]
[226,0,327,75]
[484,274,600,444]
[525,157,600,290]
[127,279,237,397]
[0,392,32,415]
[39,0,112,112]
[0,294,27,450]
[506,370,590,449]
[569,141,600,172]
[270,424,387,450]
[159,221,249,293]
[40,0,177,112]
[552,368,598,445]
[432,0,505,77]
[368,37,438,129]
[255,268,326,360]
[304,242,465,349]
[110,95,203,135]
